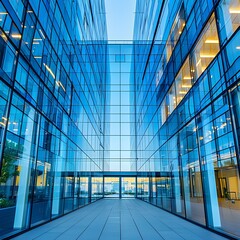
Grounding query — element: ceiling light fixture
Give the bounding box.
[200,54,215,58]
[11,34,22,39]
[229,8,240,13]
[43,63,55,79]
[196,59,201,66]
[205,39,219,44]
[39,29,46,39]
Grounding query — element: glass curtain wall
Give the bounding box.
[1,0,240,239]
[104,44,135,172]
[134,0,240,238]
[0,0,107,238]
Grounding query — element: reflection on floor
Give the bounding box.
[12,199,228,240]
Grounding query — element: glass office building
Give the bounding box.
[0,0,240,239]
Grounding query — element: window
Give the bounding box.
[192,14,220,80]
[217,0,240,44]
[175,57,192,104]
[166,4,186,61]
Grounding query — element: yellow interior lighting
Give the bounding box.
[229,8,240,13]
[205,39,219,44]
[11,34,22,39]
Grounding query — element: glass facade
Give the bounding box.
[0,0,240,239]
[134,0,240,238]
[0,0,107,238]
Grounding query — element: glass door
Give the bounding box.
[121,177,136,198]
[104,177,120,198]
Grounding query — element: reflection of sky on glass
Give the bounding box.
[106,45,134,171]
[105,0,136,40]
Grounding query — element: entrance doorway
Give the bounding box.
[104,177,136,198]
[121,177,136,198]
[104,177,120,198]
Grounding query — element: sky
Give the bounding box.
[105,0,136,41]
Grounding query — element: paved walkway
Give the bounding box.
[13,199,228,240]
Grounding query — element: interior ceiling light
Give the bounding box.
[183,76,192,80]
[205,39,219,43]
[229,8,240,13]
[43,63,55,79]
[39,29,45,39]
[200,54,215,58]
[196,59,201,66]
[11,34,22,39]
[0,122,6,126]
[57,80,66,92]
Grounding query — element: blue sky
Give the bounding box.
[105,0,136,40]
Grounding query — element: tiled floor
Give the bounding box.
[12,199,229,240]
